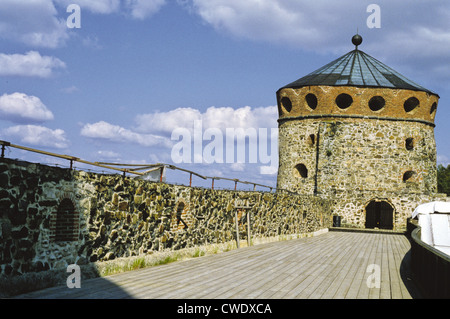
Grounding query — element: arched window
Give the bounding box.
[54,198,79,242]
[403,170,417,183]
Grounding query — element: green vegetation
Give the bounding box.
[437,164,450,196]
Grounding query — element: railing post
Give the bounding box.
[247,211,251,247]
[235,210,240,248]
[159,166,164,182]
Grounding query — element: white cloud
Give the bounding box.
[1,125,69,149]
[187,0,450,82]
[97,150,121,159]
[136,105,277,134]
[188,0,363,51]
[80,120,171,147]
[0,93,54,124]
[0,0,165,48]
[125,0,166,20]
[260,165,277,175]
[0,0,69,48]
[437,155,450,167]
[55,0,166,18]
[0,51,66,78]
[54,0,121,14]
[136,107,202,133]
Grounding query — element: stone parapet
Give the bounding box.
[0,158,332,278]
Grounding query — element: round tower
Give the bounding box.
[276,35,440,229]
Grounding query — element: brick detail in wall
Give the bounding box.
[171,200,192,231]
[50,198,79,242]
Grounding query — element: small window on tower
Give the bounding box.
[405,138,414,150]
[403,170,417,182]
[404,97,420,113]
[305,93,318,110]
[280,97,292,113]
[295,164,308,178]
[368,96,385,111]
[307,134,316,146]
[430,102,437,114]
[335,93,353,109]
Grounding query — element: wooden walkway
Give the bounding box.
[14,230,421,299]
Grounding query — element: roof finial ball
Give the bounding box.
[352,34,363,49]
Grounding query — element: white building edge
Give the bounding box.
[412,201,450,256]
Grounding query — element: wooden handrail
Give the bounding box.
[0,139,297,193]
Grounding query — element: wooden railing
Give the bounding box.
[0,139,294,194]
[409,221,450,298]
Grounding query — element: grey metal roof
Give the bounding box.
[281,49,437,95]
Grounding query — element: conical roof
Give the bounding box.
[281,36,436,96]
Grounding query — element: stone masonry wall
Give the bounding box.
[0,158,333,277]
[277,118,437,195]
[275,85,444,230]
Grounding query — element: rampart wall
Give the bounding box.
[0,158,333,277]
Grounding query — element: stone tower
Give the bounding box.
[276,35,441,230]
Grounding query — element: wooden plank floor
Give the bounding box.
[14,230,422,299]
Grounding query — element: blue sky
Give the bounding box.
[0,0,449,190]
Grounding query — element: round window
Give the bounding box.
[305,93,318,110]
[335,93,353,109]
[280,97,292,113]
[404,97,420,113]
[368,96,385,111]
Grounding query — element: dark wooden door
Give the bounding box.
[365,201,393,230]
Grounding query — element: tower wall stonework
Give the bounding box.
[276,85,443,230]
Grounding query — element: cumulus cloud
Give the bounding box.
[54,0,121,14]
[0,0,166,48]
[188,0,363,52]
[136,107,202,134]
[136,105,277,134]
[124,0,166,20]
[1,125,69,149]
[80,120,171,147]
[186,0,450,83]
[0,93,54,124]
[0,51,66,78]
[0,0,69,48]
[188,1,450,53]
[55,0,166,18]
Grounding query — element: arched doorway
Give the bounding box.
[365,200,394,230]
